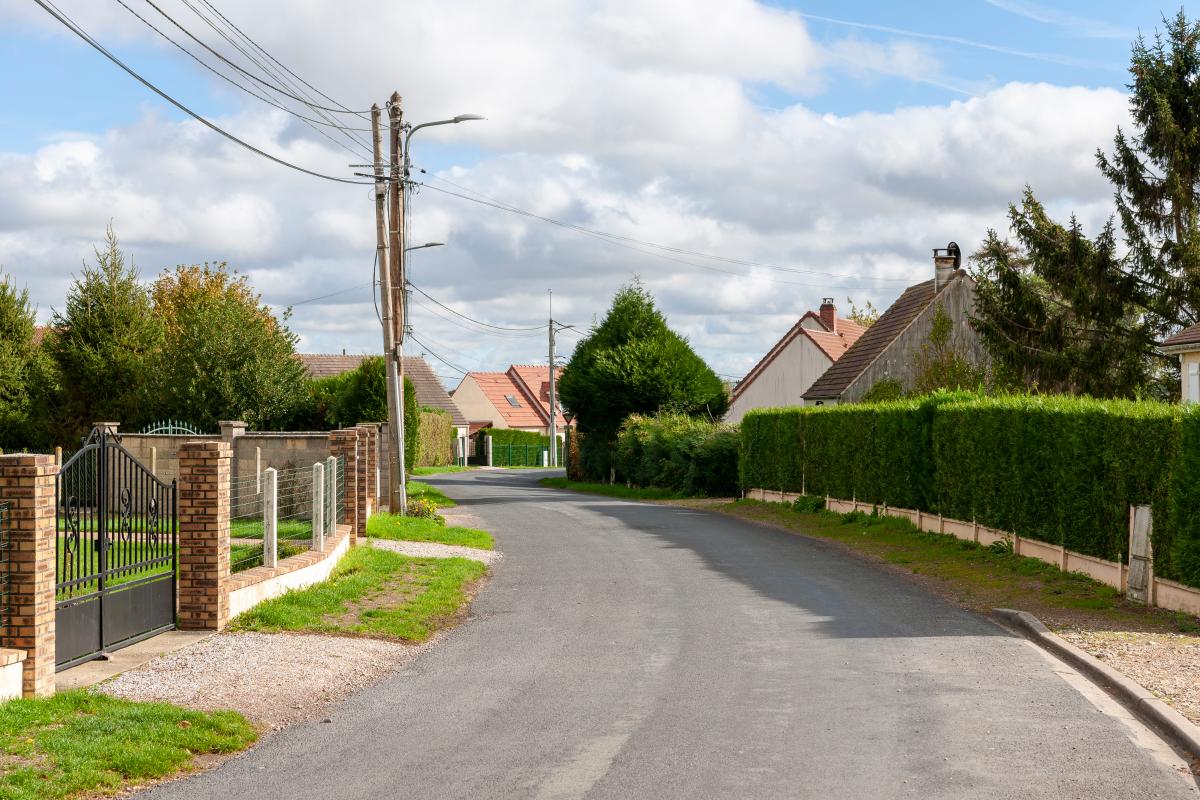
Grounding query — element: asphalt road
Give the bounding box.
[144,469,1198,799]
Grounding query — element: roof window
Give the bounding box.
[505,394,521,407]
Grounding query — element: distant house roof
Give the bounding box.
[802,277,948,401]
[297,352,467,427]
[1162,324,1200,350]
[732,312,866,402]
[455,365,570,429]
[465,371,548,428]
[32,326,50,346]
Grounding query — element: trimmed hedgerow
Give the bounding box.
[741,394,1200,588]
[615,413,739,496]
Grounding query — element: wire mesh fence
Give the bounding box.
[228,455,345,574]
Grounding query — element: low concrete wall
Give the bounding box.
[228,525,352,619]
[0,650,25,702]
[747,488,1200,617]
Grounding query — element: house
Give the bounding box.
[1160,326,1200,401]
[452,365,570,437]
[726,301,866,423]
[297,353,469,434]
[801,242,987,405]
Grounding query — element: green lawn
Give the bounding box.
[229,518,314,542]
[412,465,474,476]
[719,501,1185,627]
[229,546,487,642]
[229,540,308,573]
[0,690,255,800]
[539,477,685,500]
[408,480,456,508]
[367,512,494,550]
[55,538,172,600]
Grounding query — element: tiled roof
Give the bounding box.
[802,278,944,400]
[1162,324,1200,349]
[467,371,548,428]
[732,313,866,401]
[298,353,369,379]
[31,326,50,346]
[297,353,467,427]
[508,365,569,427]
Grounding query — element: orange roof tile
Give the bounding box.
[469,371,548,428]
[732,312,865,401]
[508,365,569,427]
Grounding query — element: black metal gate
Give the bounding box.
[56,427,177,670]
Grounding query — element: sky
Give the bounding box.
[0,0,1168,388]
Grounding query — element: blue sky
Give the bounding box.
[0,1,1177,382]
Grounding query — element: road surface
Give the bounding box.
[144,469,1198,799]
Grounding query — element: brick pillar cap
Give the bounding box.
[180,440,232,455]
[0,453,58,467]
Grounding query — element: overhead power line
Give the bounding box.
[32,0,370,185]
[112,0,372,159]
[407,282,545,332]
[196,0,370,120]
[407,333,472,376]
[417,177,913,288]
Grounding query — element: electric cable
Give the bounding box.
[407,282,545,332]
[32,0,371,185]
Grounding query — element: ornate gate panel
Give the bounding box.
[56,428,177,670]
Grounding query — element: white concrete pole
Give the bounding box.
[486,435,493,467]
[263,467,278,569]
[312,462,325,551]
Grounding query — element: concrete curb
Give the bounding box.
[993,607,1200,761]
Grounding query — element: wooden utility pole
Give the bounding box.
[388,92,409,513]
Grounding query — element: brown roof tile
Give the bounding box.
[297,353,466,426]
[1162,324,1200,349]
[802,279,940,400]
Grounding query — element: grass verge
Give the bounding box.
[229,518,312,541]
[0,690,255,800]
[408,480,456,508]
[367,512,493,550]
[721,500,1196,633]
[229,546,487,641]
[539,477,686,501]
[412,465,474,476]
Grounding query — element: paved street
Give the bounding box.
[144,470,1198,799]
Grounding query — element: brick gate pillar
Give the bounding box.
[355,424,378,523]
[329,429,361,544]
[0,454,58,697]
[177,441,230,631]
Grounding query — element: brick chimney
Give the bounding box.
[819,298,836,333]
[934,241,961,291]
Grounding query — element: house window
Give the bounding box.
[505,394,521,407]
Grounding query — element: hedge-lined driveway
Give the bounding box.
[143,470,1197,799]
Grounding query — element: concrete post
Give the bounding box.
[177,441,231,631]
[485,435,493,467]
[262,467,278,569]
[312,462,324,551]
[0,454,58,697]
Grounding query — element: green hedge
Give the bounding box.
[615,413,739,496]
[475,428,563,467]
[741,394,1200,588]
[417,408,453,467]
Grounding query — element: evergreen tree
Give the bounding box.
[558,281,728,479]
[49,227,162,440]
[973,12,1200,397]
[0,271,55,449]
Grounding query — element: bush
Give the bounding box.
[741,393,1200,587]
[613,413,739,496]
[475,428,561,467]
[417,408,453,467]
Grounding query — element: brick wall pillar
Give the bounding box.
[356,425,378,523]
[329,429,360,543]
[177,441,230,631]
[0,455,57,697]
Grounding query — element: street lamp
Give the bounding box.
[405,242,444,253]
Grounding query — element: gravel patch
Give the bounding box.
[99,631,432,730]
[366,537,502,566]
[1057,628,1200,725]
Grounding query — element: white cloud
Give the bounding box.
[0,0,1133,386]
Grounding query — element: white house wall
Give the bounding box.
[727,335,833,423]
[451,376,509,429]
